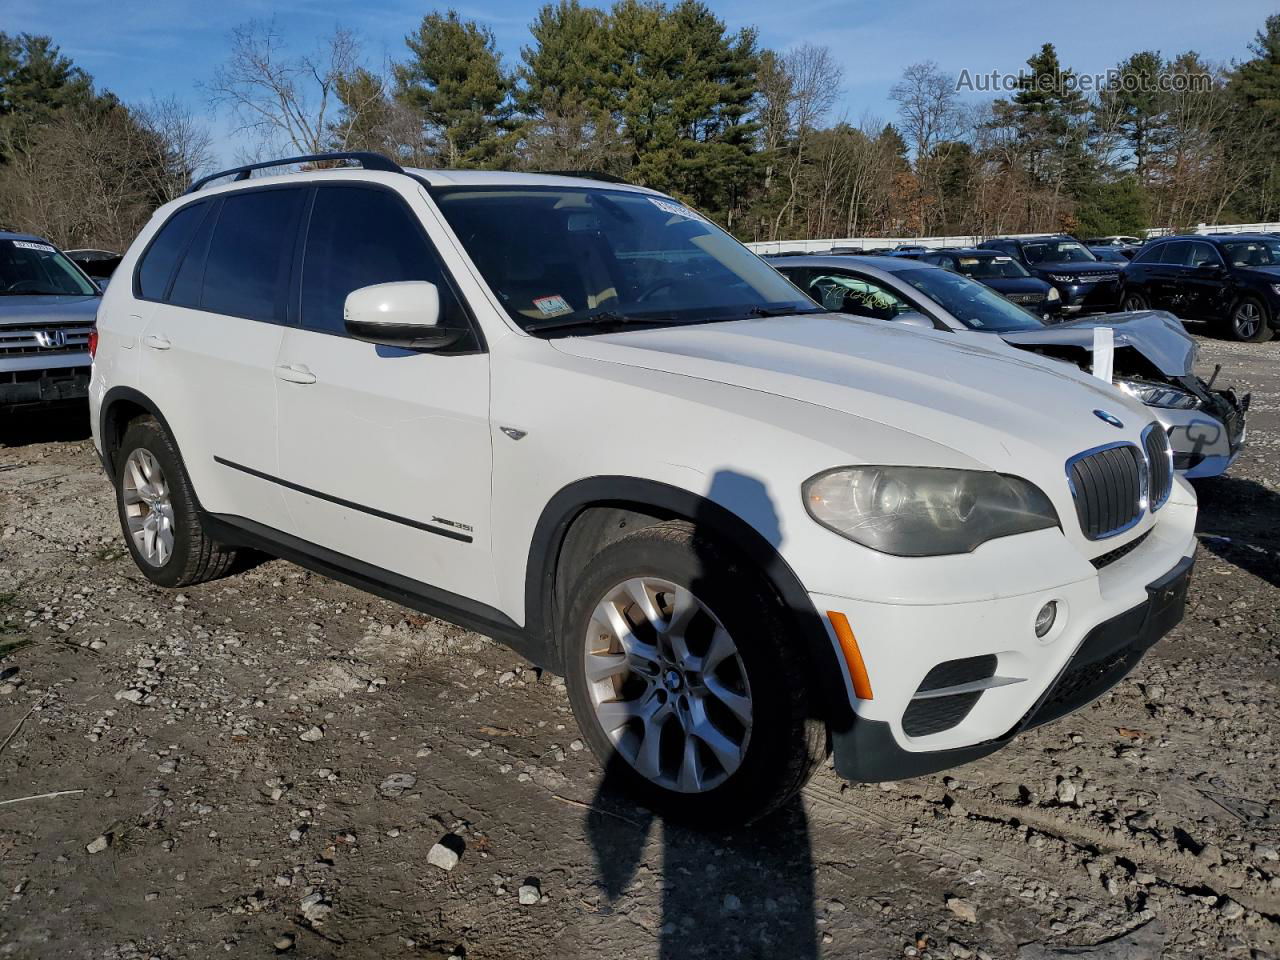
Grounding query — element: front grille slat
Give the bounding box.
[1068,442,1144,540]
[1143,423,1172,510]
[0,323,94,356]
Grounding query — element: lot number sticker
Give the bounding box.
[533,295,573,317]
[12,241,55,253]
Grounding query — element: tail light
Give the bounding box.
[88,328,99,359]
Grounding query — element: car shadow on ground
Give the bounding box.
[582,469,822,958]
[1193,475,1280,588]
[0,402,92,448]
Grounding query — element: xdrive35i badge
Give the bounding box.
[1093,409,1124,429]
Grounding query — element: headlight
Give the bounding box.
[1115,378,1200,410]
[1049,274,1076,283]
[1046,287,1061,301]
[803,466,1060,557]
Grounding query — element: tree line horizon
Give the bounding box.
[3,3,1280,251]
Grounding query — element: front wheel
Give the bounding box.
[563,520,828,825]
[1228,296,1272,342]
[1120,290,1148,312]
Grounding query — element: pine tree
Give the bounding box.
[395,11,514,167]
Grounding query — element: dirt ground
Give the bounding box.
[0,329,1277,960]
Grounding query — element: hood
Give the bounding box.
[0,294,99,326]
[1030,262,1120,276]
[979,276,1050,295]
[999,310,1194,377]
[1236,265,1280,281]
[549,313,1151,475]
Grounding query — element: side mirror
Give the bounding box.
[343,281,466,351]
[1197,261,1223,272]
[891,310,934,329]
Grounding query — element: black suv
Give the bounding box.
[1120,233,1280,342]
[917,248,1062,320]
[977,235,1122,315]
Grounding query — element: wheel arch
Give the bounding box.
[98,386,182,479]
[525,476,854,728]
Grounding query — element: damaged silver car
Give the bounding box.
[768,254,1249,479]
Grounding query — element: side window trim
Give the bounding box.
[132,199,212,303]
[296,180,484,351]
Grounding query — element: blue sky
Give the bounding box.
[6,0,1276,165]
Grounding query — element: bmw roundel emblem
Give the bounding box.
[1093,409,1124,429]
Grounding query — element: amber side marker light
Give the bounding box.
[826,610,874,700]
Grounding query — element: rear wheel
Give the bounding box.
[1120,290,1147,312]
[1227,296,1272,342]
[564,520,828,825]
[114,417,237,587]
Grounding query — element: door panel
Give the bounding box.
[274,331,494,603]
[140,304,288,524]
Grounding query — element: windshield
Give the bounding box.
[431,186,818,332]
[1221,238,1280,267]
[954,255,1029,279]
[0,238,98,296]
[897,267,1046,332]
[1022,240,1096,264]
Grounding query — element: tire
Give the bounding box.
[114,416,237,587]
[1227,296,1272,342]
[1120,290,1147,312]
[563,520,828,825]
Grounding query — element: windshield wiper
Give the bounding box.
[741,304,820,318]
[524,310,683,334]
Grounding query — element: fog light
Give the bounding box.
[1035,601,1058,638]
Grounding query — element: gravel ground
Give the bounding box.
[0,331,1277,960]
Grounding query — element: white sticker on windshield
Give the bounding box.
[533,295,572,317]
[11,241,54,253]
[647,197,708,223]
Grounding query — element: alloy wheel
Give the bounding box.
[122,448,175,567]
[1234,302,1262,339]
[583,577,753,793]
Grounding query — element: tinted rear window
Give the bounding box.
[136,202,208,300]
[202,188,305,322]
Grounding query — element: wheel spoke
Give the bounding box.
[625,579,664,629]
[688,699,745,773]
[703,674,752,725]
[585,652,629,683]
[633,703,671,780]
[676,735,704,792]
[702,626,737,673]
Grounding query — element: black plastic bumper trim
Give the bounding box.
[833,553,1194,782]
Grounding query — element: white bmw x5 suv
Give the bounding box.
[90,153,1196,823]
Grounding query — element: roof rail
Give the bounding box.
[538,170,630,185]
[185,152,404,195]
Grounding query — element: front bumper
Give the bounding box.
[1057,279,1122,314]
[830,552,1194,781]
[0,364,91,409]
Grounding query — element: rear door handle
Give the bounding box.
[275,363,317,384]
[143,334,171,351]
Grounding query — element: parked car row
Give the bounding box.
[767,254,1248,480]
[3,154,1228,825]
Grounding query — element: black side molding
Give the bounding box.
[202,513,550,668]
[212,456,472,543]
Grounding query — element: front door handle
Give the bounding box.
[143,334,171,351]
[275,363,317,385]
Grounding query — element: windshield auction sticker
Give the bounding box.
[533,295,573,317]
[11,241,55,253]
[647,197,709,223]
